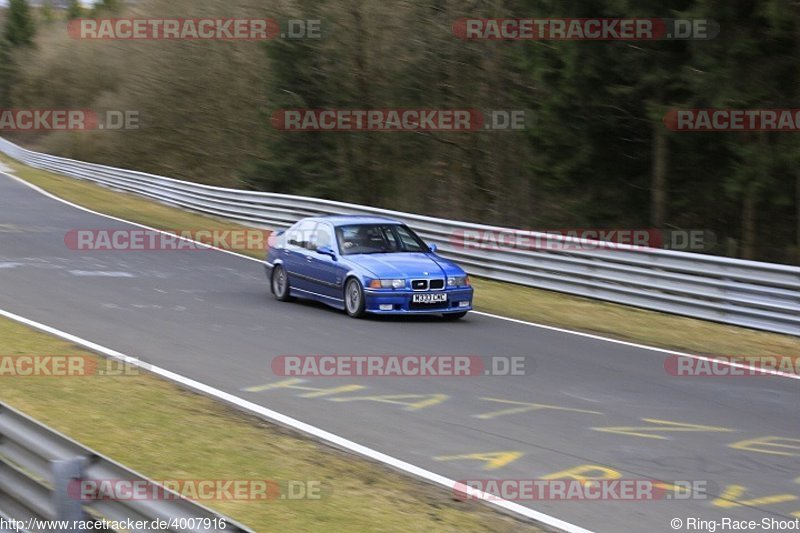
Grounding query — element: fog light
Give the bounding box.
[458,301,470,308]
[379,304,393,311]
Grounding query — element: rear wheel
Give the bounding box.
[344,278,366,318]
[442,311,468,321]
[271,265,292,301]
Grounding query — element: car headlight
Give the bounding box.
[369,279,406,289]
[447,276,470,287]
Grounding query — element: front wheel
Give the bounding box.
[442,311,468,321]
[271,265,292,301]
[344,278,366,318]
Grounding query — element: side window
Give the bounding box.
[286,221,317,250]
[395,225,425,252]
[337,226,358,252]
[315,224,333,250]
[380,226,399,250]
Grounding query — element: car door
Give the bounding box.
[305,222,347,300]
[282,220,317,293]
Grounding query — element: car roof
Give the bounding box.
[305,215,404,226]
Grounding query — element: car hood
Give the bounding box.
[348,253,451,279]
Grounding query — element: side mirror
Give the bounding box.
[316,246,337,260]
[428,243,438,253]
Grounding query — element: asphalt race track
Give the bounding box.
[1,172,798,533]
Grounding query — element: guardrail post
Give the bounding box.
[52,458,87,532]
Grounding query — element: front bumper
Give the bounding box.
[363,287,474,314]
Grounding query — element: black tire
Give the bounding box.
[271,265,292,302]
[344,278,367,318]
[442,311,468,321]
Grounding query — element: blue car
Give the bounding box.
[264,215,473,319]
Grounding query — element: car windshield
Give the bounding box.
[336,224,429,255]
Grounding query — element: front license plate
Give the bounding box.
[412,293,447,304]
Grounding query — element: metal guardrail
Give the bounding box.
[0,402,251,533]
[1,137,798,336]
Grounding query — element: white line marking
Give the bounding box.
[473,311,800,380]
[0,307,593,533]
[3,169,798,383]
[68,270,134,278]
[0,171,258,263]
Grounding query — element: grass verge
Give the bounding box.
[2,152,797,360]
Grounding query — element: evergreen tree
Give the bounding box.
[92,0,120,16]
[686,0,797,259]
[0,38,14,108]
[66,0,84,21]
[40,0,55,24]
[245,0,342,199]
[5,0,35,47]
